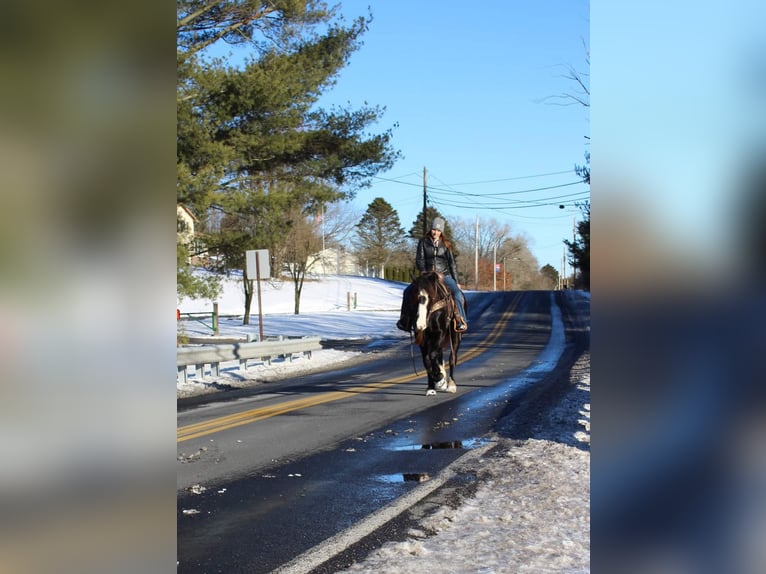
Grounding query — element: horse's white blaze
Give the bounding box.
[415,289,429,331]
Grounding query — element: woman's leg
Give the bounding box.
[443,277,467,330]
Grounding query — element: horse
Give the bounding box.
[404,271,465,396]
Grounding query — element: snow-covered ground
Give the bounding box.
[178,274,591,572]
[335,354,590,574]
[176,273,408,398]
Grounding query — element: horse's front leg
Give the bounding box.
[445,360,457,393]
[431,348,448,393]
[444,334,460,393]
[422,346,444,396]
[420,346,436,396]
[435,357,449,392]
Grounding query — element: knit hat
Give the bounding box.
[431,217,445,232]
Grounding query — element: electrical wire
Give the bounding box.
[428,180,584,198]
[431,191,590,211]
[371,168,589,217]
[446,169,575,185]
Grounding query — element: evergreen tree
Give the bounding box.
[540,263,559,289]
[564,201,590,290]
[565,151,590,290]
[354,198,406,278]
[176,1,401,305]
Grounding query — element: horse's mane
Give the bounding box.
[413,271,448,300]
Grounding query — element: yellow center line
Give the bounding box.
[177,293,523,443]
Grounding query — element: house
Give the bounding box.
[307,247,360,275]
[177,204,206,264]
[177,204,198,246]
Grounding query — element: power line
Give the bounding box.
[372,168,580,194]
[429,187,589,206]
[373,175,586,197]
[371,168,589,221]
[446,169,575,185]
[432,190,590,211]
[428,180,584,198]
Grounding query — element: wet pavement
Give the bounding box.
[177,291,570,573]
[177,361,564,573]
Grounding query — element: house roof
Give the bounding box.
[177,204,199,222]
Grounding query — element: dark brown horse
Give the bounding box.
[404,272,465,396]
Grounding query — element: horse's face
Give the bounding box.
[412,274,439,334]
[415,288,429,332]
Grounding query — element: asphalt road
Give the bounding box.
[177,290,583,573]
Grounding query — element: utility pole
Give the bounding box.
[320,203,325,275]
[422,166,428,238]
[474,214,479,291]
[572,217,577,288]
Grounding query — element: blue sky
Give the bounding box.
[317,1,591,270]
[592,1,766,279]
[202,0,766,279]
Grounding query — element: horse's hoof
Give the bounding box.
[447,382,457,393]
[435,378,448,391]
[426,389,437,396]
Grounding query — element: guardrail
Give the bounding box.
[177,336,322,384]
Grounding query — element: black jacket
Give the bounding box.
[416,237,458,281]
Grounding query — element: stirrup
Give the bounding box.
[455,320,467,332]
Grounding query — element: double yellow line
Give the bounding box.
[177,293,523,443]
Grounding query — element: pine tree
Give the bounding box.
[176,1,401,306]
[540,264,560,290]
[355,198,407,278]
[564,201,590,290]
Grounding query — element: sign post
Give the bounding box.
[246,249,270,341]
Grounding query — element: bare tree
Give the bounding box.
[539,38,590,108]
[282,210,324,314]
[445,215,552,290]
[319,201,363,249]
[450,216,511,257]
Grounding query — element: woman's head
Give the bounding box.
[428,217,449,246]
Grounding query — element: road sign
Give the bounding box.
[246,249,270,280]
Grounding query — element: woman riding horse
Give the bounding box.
[405,271,463,395]
[396,217,468,332]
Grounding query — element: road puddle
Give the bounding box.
[376,472,432,483]
[386,437,493,451]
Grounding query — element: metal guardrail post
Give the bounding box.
[176,337,322,383]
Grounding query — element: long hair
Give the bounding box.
[424,229,453,252]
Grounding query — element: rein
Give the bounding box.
[407,329,420,376]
